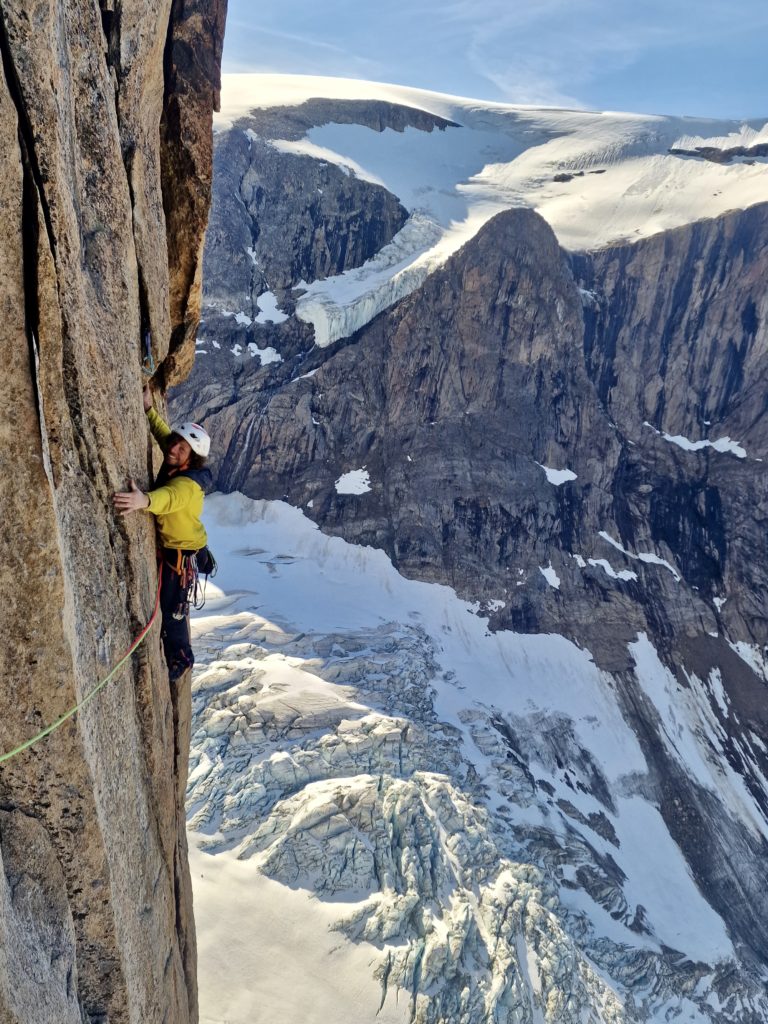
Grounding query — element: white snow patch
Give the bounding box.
[539,563,561,589]
[247,342,283,366]
[631,634,768,844]
[728,641,768,682]
[536,463,577,486]
[713,596,726,612]
[708,668,730,719]
[607,795,732,963]
[255,290,289,325]
[234,311,252,326]
[587,559,638,582]
[664,432,747,458]
[335,469,371,495]
[230,344,242,357]
[269,137,369,180]
[598,531,680,582]
[645,422,747,458]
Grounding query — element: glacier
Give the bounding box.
[213,74,768,348]
[187,493,768,1024]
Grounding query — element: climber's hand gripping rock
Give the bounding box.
[113,479,150,516]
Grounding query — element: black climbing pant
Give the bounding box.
[159,548,196,681]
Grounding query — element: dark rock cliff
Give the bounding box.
[196,120,409,376]
[205,125,408,304]
[574,208,768,648]
[0,2,225,1021]
[179,199,768,671]
[234,96,460,140]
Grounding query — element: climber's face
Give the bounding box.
[166,434,192,469]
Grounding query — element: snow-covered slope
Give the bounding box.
[215,74,768,345]
[188,494,768,1024]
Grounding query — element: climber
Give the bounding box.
[113,385,214,682]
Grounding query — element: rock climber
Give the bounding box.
[113,385,214,681]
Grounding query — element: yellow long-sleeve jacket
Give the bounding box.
[146,408,209,550]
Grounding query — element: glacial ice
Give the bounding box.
[673,122,768,152]
[185,495,763,1024]
[295,212,444,347]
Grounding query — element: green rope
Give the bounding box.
[0,568,162,766]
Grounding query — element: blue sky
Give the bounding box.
[223,0,768,119]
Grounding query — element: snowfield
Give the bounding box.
[215,74,768,346]
[186,493,764,1024]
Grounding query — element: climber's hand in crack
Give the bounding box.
[143,384,153,412]
[113,479,150,516]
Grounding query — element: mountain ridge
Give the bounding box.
[175,75,768,1022]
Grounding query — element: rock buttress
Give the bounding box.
[0,2,225,1022]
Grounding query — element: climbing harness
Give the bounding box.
[165,546,217,618]
[141,329,155,377]
[0,565,163,767]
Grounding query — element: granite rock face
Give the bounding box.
[0,2,224,1021]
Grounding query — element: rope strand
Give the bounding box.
[0,565,163,766]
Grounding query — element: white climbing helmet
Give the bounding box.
[174,421,211,458]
